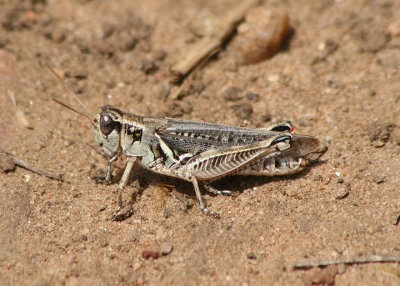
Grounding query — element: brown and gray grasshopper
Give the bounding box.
[47,64,324,218]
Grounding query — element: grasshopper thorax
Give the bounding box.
[93,105,123,158]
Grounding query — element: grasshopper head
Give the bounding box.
[93,105,123,158]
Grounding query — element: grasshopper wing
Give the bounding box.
[157,118,288,155]
[184,133,292,180]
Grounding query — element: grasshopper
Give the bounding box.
[47,64,324,218]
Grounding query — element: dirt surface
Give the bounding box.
[1,0,400,285]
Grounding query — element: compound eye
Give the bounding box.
[100,114,117,136]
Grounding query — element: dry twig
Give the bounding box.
[170,0,260,83]
[0,150,63,181]
[170,46,219,100]
[292,254,400,270]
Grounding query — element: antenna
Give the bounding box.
[44,62,91,116]
[52,98,94,126]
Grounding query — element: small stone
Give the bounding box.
[153,49,167,61]
[191,80,205,93]
[390,126,400,146]
[112,205,134,221]
[99,238,108,247]
[81,235,88,241]
[51,28,66,43]
[65,69,88,79]
[142,250,159,260]
[232,8,291,64]
[372,140,386,148]
[314,175,323,182]
[105,79,116,89]
[231,103,253,120]
[246,92,260,101]
[137,58,157,74]
[63,139,75,147]
[306,265,338,285]
[0,154,16,173]
[335,188,349,200]
[247,252,256,259]
[358,29,390,53]
[223,86,243,101]
[372,175,385,184]
[392,214,400,225]
[101,22,115,38]
[162,101,193,118]
[260,112,272,122]
[95,40,114,56]
[160,243,173,256]
[336,176,344,184]
[367,121,393,147]
[116,30,138,51]
[99,206,106,211]
[248,75,258,82]
[0,30,9,48]
[157,84,170,99]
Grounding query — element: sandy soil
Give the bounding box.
[1,0,400,285]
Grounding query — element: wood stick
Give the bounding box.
[170,0,261,82]
[0,150,63,181]
[170,46,220,100]
[291,254,400,270]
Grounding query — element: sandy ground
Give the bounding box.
[1,0,400,285]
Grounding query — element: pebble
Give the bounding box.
[116,31,138,51]
[372,174,385,184]
[247,252,256,260]
[142,250,159,260]
[153,49,167,61]
[162,101,193,118]
[246,92,260,102]
[65,69,88,79]
[223,86,243,101]
[137,58,157,74]
[306,265,338,285]
[335,188,349,200]
[0,154,16,173]
[392,214,400,226]
[231,103,253,120]
[0,30,9,47]
[233,8,291,64]
[390,126,400,146]
[160,242,173,256]
[367,121,393,147]
[191,80,205,94]
[51,28,66,43]
[314,175,323,182]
